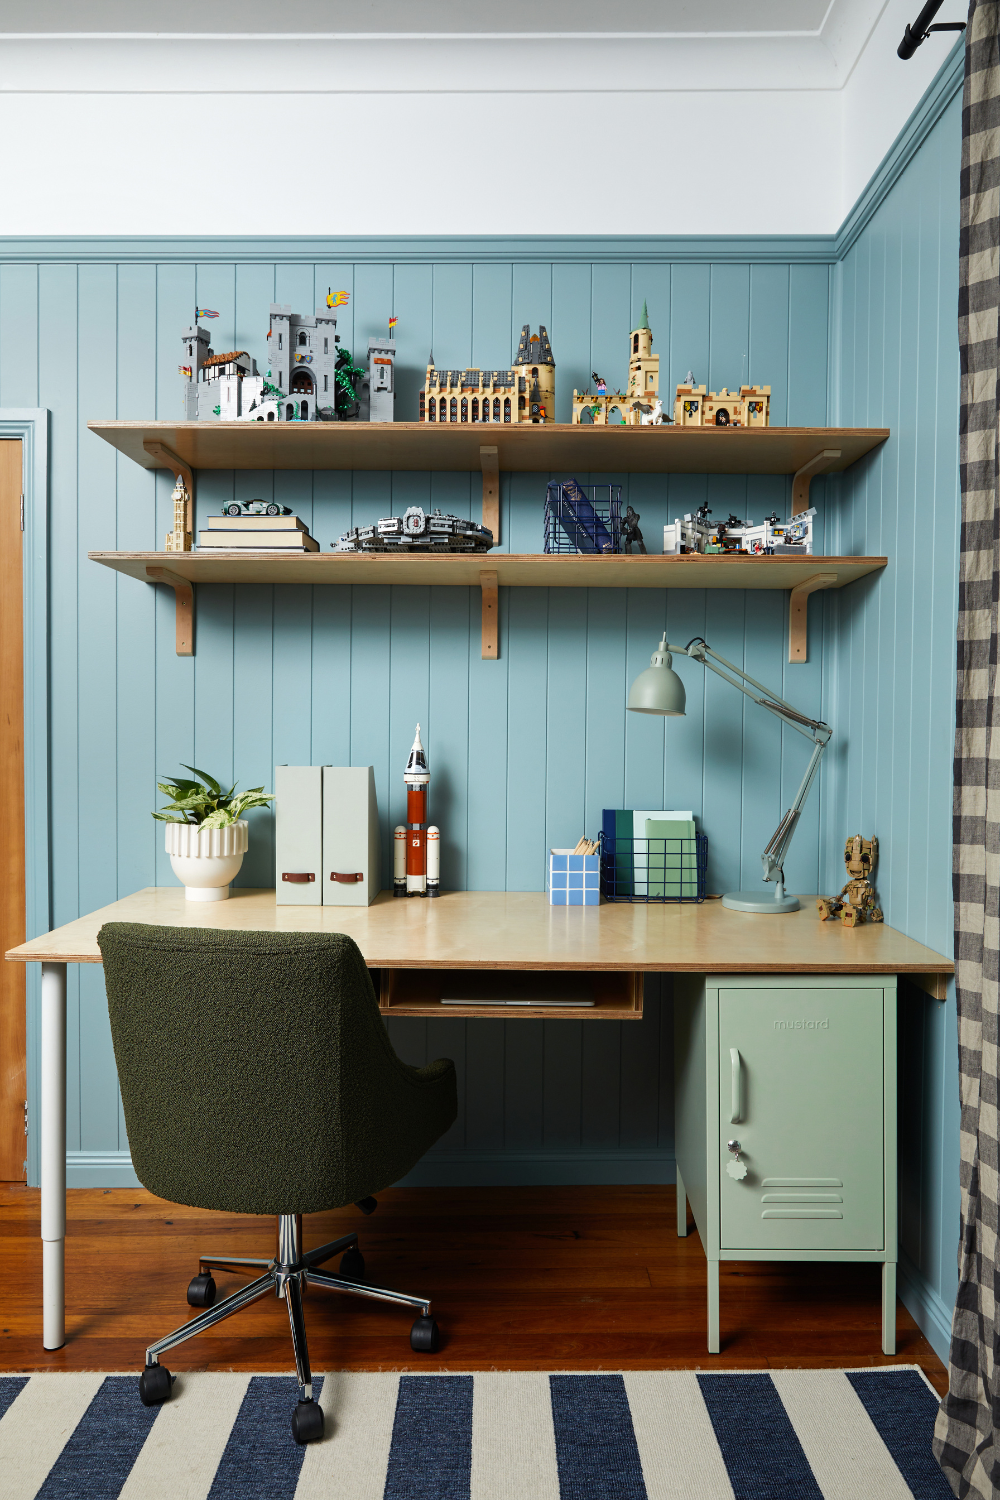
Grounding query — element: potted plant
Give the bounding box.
[154,766,273,902]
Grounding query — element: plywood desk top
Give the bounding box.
[5,888,953,980]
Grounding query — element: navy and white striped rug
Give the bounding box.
[0,1366,949,1498]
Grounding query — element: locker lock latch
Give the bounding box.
[726,1140,748,1182]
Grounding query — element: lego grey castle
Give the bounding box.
[181,305,395,423]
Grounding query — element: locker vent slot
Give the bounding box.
[762,1209,843,1219]
[760,1176,845,1219]
[761,1177,842,1187]
[761,1192,842,1203]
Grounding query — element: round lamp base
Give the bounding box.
[722,890,800,914]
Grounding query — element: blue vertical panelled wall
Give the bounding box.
[2,250,834,1190]
[826,86,962,1363]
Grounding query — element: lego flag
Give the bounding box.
[178,365,192,377]
[195,307,220,319]
[388,316,398,331]
[327,288,349,308]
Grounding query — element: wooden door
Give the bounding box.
[0,441,25,1181]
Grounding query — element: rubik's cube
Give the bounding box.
[548,849,601,906]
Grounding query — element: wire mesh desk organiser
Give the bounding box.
[544,479,622,553]
[599,828,708,902]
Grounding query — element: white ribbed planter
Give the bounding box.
[165,821,249,902]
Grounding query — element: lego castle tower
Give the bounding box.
[181,325,212,420]
[625,302,659,405]
[512,325,555,423]
[267,303,340,421]
[366,336,396,423]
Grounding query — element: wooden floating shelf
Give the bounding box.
[90,550,885,591]
[88,420,890,663]
[91,550,886,664]
[89,419,889,477]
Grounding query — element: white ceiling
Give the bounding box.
[0,1,842,35]
[0,0,967,92]
[0,0,967,236]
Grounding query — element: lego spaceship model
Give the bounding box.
[394,725,440,898]
[334,506,493,554]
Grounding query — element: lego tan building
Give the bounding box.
[419,324,554,424]
[164,474,192,553]
[673,382,771,427]
[571,302,661,425]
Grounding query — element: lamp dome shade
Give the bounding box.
[627,636,687,716]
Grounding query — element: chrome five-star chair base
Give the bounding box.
[137,1207,440,1445]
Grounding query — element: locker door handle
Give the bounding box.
[730,1048,742,1123]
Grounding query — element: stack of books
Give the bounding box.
[197,515,319,552]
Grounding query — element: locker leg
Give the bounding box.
[676,1165,688,1237]
[882,1261,897,1356]
[707,1260,720,1354]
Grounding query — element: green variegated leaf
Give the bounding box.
[182,765,222,796]
[199,808,233,829]
[153,764,273,825]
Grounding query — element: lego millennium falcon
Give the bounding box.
[333,506,494,553]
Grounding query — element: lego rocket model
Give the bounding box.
[394,724,440,898]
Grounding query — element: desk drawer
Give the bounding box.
[379,968,642,1019]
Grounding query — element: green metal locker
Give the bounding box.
[675,973,897,1355]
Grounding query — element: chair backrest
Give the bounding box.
[98,922,452,1217]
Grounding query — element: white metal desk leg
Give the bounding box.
[40,963,67,1350]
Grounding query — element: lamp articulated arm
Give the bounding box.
[665,637,832,891]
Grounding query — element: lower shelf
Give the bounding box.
[379,968,643,1019]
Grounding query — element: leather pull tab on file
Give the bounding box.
[330,872,363,883]
[282,872,316,883]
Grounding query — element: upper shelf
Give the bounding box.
[88,420,890,476]
[90,551,886,591]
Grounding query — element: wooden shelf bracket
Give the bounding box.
[788,572,836,664]
[480,569,498,660]
[146,566,194,656]
[142,440,195,532]
[480,446,499,544]
[792,448,841,515]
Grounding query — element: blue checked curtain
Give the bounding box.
[935,5,1000,1495]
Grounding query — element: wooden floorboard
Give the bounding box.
[0,1185,948,1395]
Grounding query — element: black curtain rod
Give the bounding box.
[898,0,966,58]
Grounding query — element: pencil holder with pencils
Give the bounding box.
[548,839,601,906]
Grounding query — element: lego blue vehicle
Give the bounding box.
[222,500,292,518]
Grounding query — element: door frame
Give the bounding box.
[0,412,50,1185]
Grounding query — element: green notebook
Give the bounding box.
[645,818,698,899]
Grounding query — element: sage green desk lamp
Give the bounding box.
[627,635,832,914]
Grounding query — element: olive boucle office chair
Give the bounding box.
[98,922,457,1446]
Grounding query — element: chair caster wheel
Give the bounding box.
[291,1398,324,1444]
[410,1316,439,1353]
[139,1364,173,1406]
[339,1247,365,1280]
[187,1273,216,1308]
